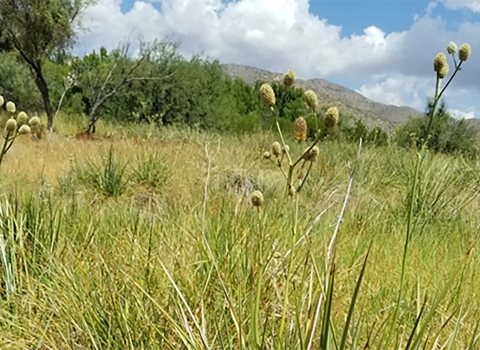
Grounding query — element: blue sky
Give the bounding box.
[77,0,480,119]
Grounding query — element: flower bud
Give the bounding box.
[6,101,15,113]
[18,124,31,135]
[305,90,318,110]
[259,83,276,107]
[17,111,28,126]
[5,118,17,134]
[263,151,271,159]
[271,141,282,157]
[303,145,320,162]
[438,62,449,79]
[288,185,296,197]
[251,190,264,207]
[283,69,296,87]
[323,107,339,129]
[294,117,307,142]
[447,41,457,54]
[0,95,4,107]
[459,43,471,62]
[29,116,41,127]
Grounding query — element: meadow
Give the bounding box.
[0,112,479,349]
[0,39,478,349]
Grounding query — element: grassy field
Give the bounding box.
[0,115,479,349]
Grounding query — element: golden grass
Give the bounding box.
[0,120,479,348]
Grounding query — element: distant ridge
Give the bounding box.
[221,63,426,132]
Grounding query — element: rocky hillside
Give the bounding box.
[222,63,425,132]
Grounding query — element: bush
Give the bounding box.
[395,99,479,157]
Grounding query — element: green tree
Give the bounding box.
[395,99,479,156]
[0,0,94,131]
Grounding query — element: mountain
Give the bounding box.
[221,63,425,132]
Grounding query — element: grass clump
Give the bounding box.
[76,145,130,198]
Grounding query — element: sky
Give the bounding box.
[74,0,480,119]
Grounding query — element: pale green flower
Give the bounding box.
[5,118,17,134]
[18,124,31,135]
[459,43,471,62]
[271,141,282,157]
[259,83,276,107]
[6,101,15,113]
[305,90,318,110]
[29,116,41,127]
[283,69,296,87]
[447,41,457,54]
[17,111,28,126]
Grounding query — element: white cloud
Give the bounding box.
[355,75,433,109]
[440,0,480,13]
[74,0,480,113]
[449,109,476,119]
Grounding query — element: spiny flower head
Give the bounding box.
[303,145,320,162]
[459,43,471,62]
[447,41,457,54]
[17,111,28,126]
[6,101,15,113]
[294,117,308,142]
[323,106,339,129]
[18,125,31,135]
[5,118,17,134]
[283,69,296,87]
[433,52,447,74]
[260,83,276,107]
[305,90,318,110]
[251,190,264,207]
[271,141,282,157]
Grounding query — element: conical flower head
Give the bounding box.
[6,101,15,113]
[271,141,282,157]
[5,118,17,134]
[251,190,264,207]
[447,41,457,54]
[433,53,447,73]
[323,106,339,128]
[17,111,28,126]
[294,117,307,142]
[283,69,296,87]
[305,90,318,110]
[259,83,276,107]
[459,43,471,62]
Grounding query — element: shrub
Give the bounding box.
[395,99,479,157]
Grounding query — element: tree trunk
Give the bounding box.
[34,69,54,131]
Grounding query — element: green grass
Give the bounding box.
[0,117,479,349]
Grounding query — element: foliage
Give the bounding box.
[0,0,94,130]
[395,99,479,157]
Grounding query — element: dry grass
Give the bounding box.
[0,120,479,348]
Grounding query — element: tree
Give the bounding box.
[0,0,94,131]
[72,41,177,133]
